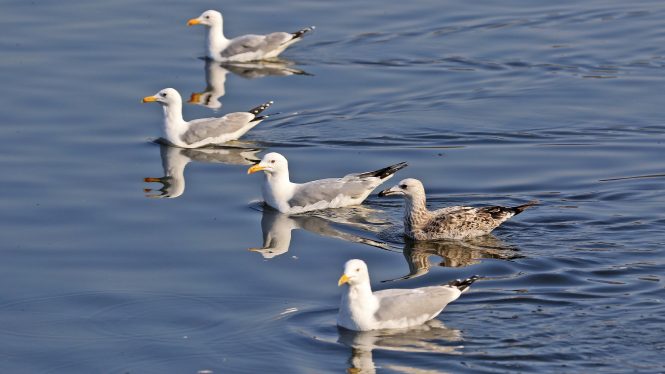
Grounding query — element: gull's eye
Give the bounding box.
[161,92,167,97]
[205,15,210,19]
[355,268,360,272]
[270,160,275,164]
[400,184,408,189]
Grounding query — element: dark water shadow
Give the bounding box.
[188,58,312,110]
[248,205,393,259]
[382,236,522,283]
[337,320,463,373]
[143,142,262,198]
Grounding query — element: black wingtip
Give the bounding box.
[447,275,480,291]
[359,162,408,179]
[513,200,539,215]
[291,26,315,40]
[248,101,274,122]
[248,100,274,115]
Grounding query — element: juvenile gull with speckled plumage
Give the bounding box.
[337,259,478,331]
[142,88,272,148]
[379,178,538,240]
[247,152,407,214]
[187,10,314,62]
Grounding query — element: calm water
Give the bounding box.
[1,0,664,372]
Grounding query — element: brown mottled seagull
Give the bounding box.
[379,178,537,240]
[337,259,479,331]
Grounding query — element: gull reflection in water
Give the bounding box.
[188,59,312,110]
[249,207,391,259]
[144,142,261,198]
[382,236,522,283]
[338,320,463,374]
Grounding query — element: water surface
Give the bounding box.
[1,0,664,372]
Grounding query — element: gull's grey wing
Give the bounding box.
[288,177,377,208]
[373,286,460,323]
[221,33,293,58]
[181,112,255,145]
[287,163,406,210]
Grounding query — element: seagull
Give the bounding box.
[187,10,314,62]
[337,259,478,331]
[247,152,407,214]
[379,178,538,240]
[142,88,272,148]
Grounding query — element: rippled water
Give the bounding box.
[1,0,664,372]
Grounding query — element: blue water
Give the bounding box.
[1,0,664,372]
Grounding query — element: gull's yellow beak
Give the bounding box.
[338,274,350,286]
[142,96,157,103]
[187,18,201,26]
[188,93,202,104]
[247,164,266,174]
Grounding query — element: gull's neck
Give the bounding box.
[265,168,292,188]
[347,281,376,306]
[206,23,230,58]
[339,280,379,330]
[161,103,188,146]
[404,193,431,234]
[262,169,296,213]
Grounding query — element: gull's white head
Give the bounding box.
[338,259,370,287]
[247,152,289,175]
[378,178,425,199]
[187,10,222,27]
[142,88,182,107]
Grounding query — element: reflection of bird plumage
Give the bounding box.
[144,144,261,198]
[188,60,229,110]
[338,320,462,374]
[247,152,407,214]
[142,88,272,148]
[249,210,298,259]
[382,236,521,282]
[380,178,537,240]
[248,208,388,259]
[337,259,478,331]
[187,10,314,62]
[222,59,311,79]
[189,59,310,110]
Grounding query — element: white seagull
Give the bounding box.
[379,178,538,240]
[247,152,407,214]
[187,10,314,62]
[337,259,478,331]
[142,88,272,148]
